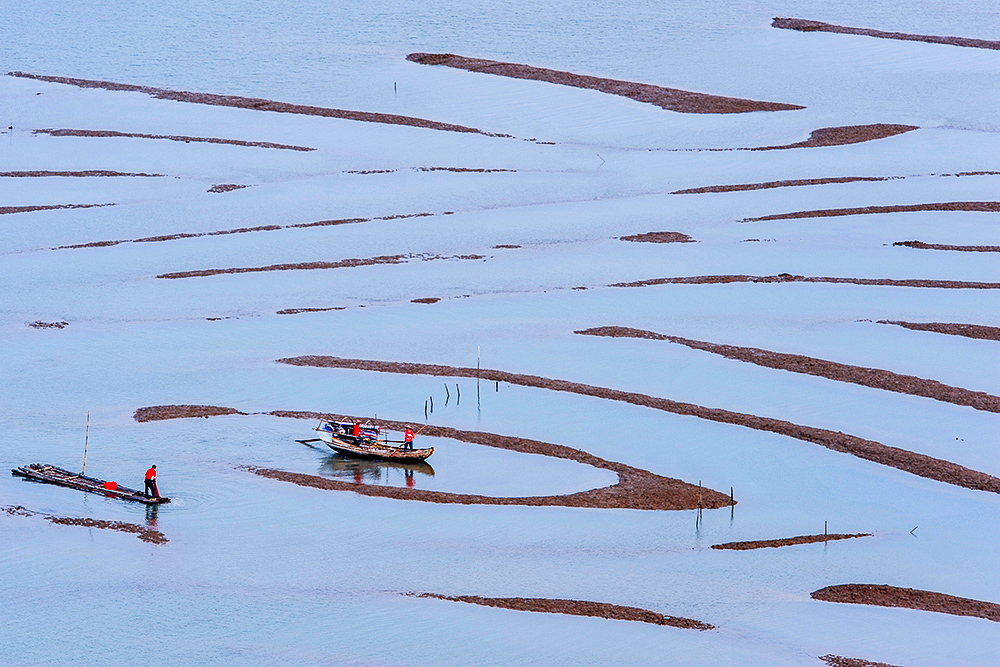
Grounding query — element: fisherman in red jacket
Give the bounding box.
[404,426,415,450]
[144,465,160,498]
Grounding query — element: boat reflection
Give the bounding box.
[319,455,435,488]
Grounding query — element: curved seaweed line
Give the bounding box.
[274,357,1000,495]
[2,505,167,544]
[894,240,1000,253]
[406,52,803,114]
[133,404,730,511]
[672,171,1000,195]
[819,655,903,667]
[52,211,443,251]
[742,201,1000,223]
[711,532,871,551]
[8,71,505,136]
[773,17,1000,51]
[610,273,1000,290]
[410,592,714,630]
[34,128,315,152]
[576,326,1000,414]
[811,584,1000,623]
[877,320,1000,343]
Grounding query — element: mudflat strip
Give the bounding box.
[672,171,1000,195]
[820,656,903,667]
[55,211,440,250]
[35,128,314,151]
[894,240,1000,253]
[620,231,695,243]
[275,356,1000,495]
[743,201,1000,222]
[8,71,498,136]
[411,593,714,630]
[0,170,163,177]
[156,252,484,280]
[748,124,917,150]
[612,273,1000,290]
[406,53,803,114]
[2,505,166,544]
[878,320,1000,342]
[134,404,730,511]
[1,203,114,215]
[812,584,1000,622]
[577,326,1000,414]
[134,405,247,421]
[711,533,871,551]
[773,17,1000,51]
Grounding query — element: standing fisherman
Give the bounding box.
[144,465,160,498]
[404,426,415,450]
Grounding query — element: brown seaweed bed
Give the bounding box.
[746,124,917,151]
[35,128,314,151]
[742,201,1000,223]
[8,71,502,136]
[620,231,695,243]
[274,356,1000,495]
[1,203,114,216]
[411,593,714,630]
[55,211,443,250]
[156,252,485,280]
[878,320,1000,342]
[133,404,730,511]
[894,240,1000,253]
[611,273,1000,290]
[820,656,903,667]
[2,505,167,544]
[577,326,1000,414]
[406,53,802,114]
[773,17,1000,51]
[0,169,163,177]
[812,584,1000,623]
[28,320,68,329]
[711,533,871,551]
[208,184,250,194]
[671,171,1000,195]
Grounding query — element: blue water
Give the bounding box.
[4,1,1000,665]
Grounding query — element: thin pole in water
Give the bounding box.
[82,412,90,474]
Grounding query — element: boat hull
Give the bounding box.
[323,435,434,462]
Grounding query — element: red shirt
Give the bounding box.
[404,429,414,442]
[352,424,361,436]
[145,467,156,480]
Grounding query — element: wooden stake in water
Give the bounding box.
[82,411,90,474]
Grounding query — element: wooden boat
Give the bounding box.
[11,463,170,505]
[305,420,434,462]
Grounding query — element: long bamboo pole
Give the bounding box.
[82,411,90,474]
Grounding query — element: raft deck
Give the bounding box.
[11,463,170,505]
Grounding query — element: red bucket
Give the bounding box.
[103,481,117,491]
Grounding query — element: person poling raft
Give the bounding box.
[11,463,170,505]
[307,419,434,461]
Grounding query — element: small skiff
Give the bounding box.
[309,420,434,462]
[11,463,170,505]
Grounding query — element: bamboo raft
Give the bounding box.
[11,464,170,504]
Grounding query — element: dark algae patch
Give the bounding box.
[411,593,714,630]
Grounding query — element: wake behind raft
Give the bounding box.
[11,464,170,505]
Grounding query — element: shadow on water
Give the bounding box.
[319,455,435,488]
[145,504,159,528]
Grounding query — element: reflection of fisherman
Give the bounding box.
[144,465,160,498]
[404,426,415,450]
